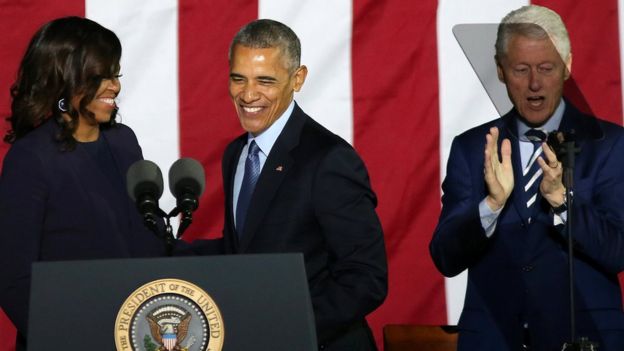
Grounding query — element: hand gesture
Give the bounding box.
[537,142,566,207]
[484,127,514,211]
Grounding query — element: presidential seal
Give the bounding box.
[114,279,224,351]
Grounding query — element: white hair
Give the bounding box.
[496,5,571,62]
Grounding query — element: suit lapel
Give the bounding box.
[223,135,246,249]
[238,105,306,251]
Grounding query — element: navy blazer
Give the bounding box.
[0,119,165,340]
[221,104,387,350]
[430,102,624,350]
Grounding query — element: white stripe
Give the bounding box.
[524,168,543,192]
[437,0,529,325]
[86,0,179,213]
[523,146,543,176]
[526,193,537,208]
[259,0,354,144]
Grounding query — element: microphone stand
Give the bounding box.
[142,204,196,257]
[167,206,193,240]
[154,208,191,257]
[163,215,175,257]
[559,139,597,351]
[142,207,175,256]
[177,209,193,239]
[168,191,199,240]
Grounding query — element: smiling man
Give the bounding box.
[430,5,624,351]
[221,19,387,350]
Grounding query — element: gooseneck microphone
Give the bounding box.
[126,160,166,234]
[546,131,578,164]
[168,158,206,238]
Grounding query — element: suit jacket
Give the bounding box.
[430,102,624,351]
[221,104,387,350]
[0,119,165,345]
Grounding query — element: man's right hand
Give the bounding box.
[483,126,514,211]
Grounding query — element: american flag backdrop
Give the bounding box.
[0,1,623,350]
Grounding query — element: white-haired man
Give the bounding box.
[431,5,624,350]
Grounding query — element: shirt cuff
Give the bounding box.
[479,198,502,238]
[554,211,567,226]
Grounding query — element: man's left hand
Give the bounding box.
[538,142,566,207]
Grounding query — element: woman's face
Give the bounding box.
[72,75,121,125]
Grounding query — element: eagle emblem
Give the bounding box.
[147,305,194,351]
[115,279,222,351]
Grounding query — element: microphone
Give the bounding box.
[168,158,205,237]
[126,160,165,233]
[546,130,580,168]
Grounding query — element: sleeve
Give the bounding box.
[0,144,48,334]
[311,145,387,339]
[114,124,167,257]
[555,131,624,274]
[429,137,492,277]
[479,198,503,237]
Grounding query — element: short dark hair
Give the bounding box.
[229,19,301,73]
[6,16,122,150]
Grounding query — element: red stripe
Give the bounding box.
[0,311,15,351]
[0,1,85,168]
[0,2,85,348]
[532,0,623,124]
[178,1,258,239]
[352,0,445,347]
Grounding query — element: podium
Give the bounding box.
[27,254,317,350]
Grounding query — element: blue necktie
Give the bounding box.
[523,129,547,210]
[236,140,261,237]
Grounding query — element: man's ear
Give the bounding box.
[495,55,505,83]
[293,65,308,92]
[496,64,505,83]
[564,53,572,80]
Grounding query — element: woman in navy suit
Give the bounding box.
[0,17,165,350]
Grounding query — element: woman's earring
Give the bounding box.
[58,98,68,112]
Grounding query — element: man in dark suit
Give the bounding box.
[221,19,387,350]
[430,5,624,351]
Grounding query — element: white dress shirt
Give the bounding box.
[232,100,296,226]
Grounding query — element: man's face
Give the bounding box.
[497,34,571,126]
[229,45,307,136]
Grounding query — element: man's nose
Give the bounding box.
[528,70,542,91]
[241,84,259,102]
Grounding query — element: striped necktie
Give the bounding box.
[523,129,547,210]
[236,140,261,237]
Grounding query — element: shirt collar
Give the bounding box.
[516,99,565,141]
[246,100,295,156]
